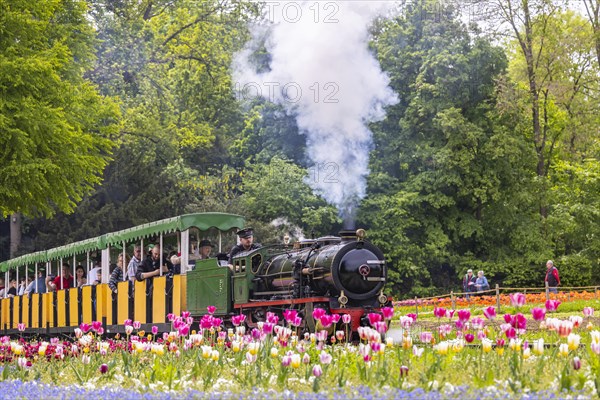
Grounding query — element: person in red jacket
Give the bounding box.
[49,263,73,291]
[545,260,560,294]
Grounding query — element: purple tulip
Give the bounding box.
[99,363,108,374]
[573,356,581,370]
[400,365,409,377]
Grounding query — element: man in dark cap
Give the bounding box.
[199,239,214,260]
[228,228,261,263]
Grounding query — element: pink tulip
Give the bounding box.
[367,313,382,326]
[505,327,516,339]
[545,300,561,312]
[381,307,394,320]
[406,313,417,322]
[232,314,246,326]
[573,356,581,370]
[17,323,26,332]
[483,306,496,320]
[471,317,484,330]
[207,306,216,314]
[433,307,447,319]
[283,309,298,323]
[133,321,141,330]
[342,314,352,324]
[166,314,175,322]
[420,331,433,344]
[312,364,323,377]
[583,307,594,317]
[331,314,341,324]
[531,307,546,321]
[181,311,190,319]
[152,326,158,335]
[509,293,526,308]
[457,309,471,322]
[465,333,474,343]
[80,323,91,333]
[312,308,326,320]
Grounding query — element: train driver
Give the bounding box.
[199,239,214,260]
[228,228,261,263]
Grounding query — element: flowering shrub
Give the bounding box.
[2,303,600,397]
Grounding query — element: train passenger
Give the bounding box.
[48,263,72,291]
[228,228,261,263]
[5,277,17,297]
[24,269,47,294]
[91,268,102,285]
[135,244,172,281]
[169,252,181,274]
[109,253,131,294]
[127,245,143,283]
[75,265,87,287]
[18,277,31,296]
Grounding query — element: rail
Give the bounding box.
[396,282,600,316]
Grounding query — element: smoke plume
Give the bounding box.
[233,1,398,227]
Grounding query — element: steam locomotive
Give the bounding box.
[188,229,389,332]
[0,213,389,335]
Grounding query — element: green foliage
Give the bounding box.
[238,157,341,238]
[0,0,120,218]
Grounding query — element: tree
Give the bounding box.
[363,0,512,295]
[0,0,120,218]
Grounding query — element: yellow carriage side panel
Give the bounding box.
[42,293,53,328]
[69,288,79,327]
[12,296,20,329]
[81,286,93,324]
[56,290,66,327]
[31,294,40,329]
[21,295,29,327]
[152,277,166,324]
[1,298,9,330]
[134,280,146,324]
[117,281,129,326]
[102,284,113,325]
[96,284,106,322]
[172,275,185,316]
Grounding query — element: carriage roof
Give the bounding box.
[0,212,245,272]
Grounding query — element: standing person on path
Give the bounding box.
[463,269,476,300]
[545,260,560,294]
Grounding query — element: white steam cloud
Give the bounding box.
[233,1,398,227]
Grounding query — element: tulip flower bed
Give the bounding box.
[2,299,600,399]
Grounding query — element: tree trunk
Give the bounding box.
[9,213,21,258]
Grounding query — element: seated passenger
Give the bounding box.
[24,269,47,294]
[169,253,181,275]
[48,263,73,291]
[135,244,172,281]
[109,253,131,294]
[127,246,143,283]
[75,265,87,287]
[5,278,17,297]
